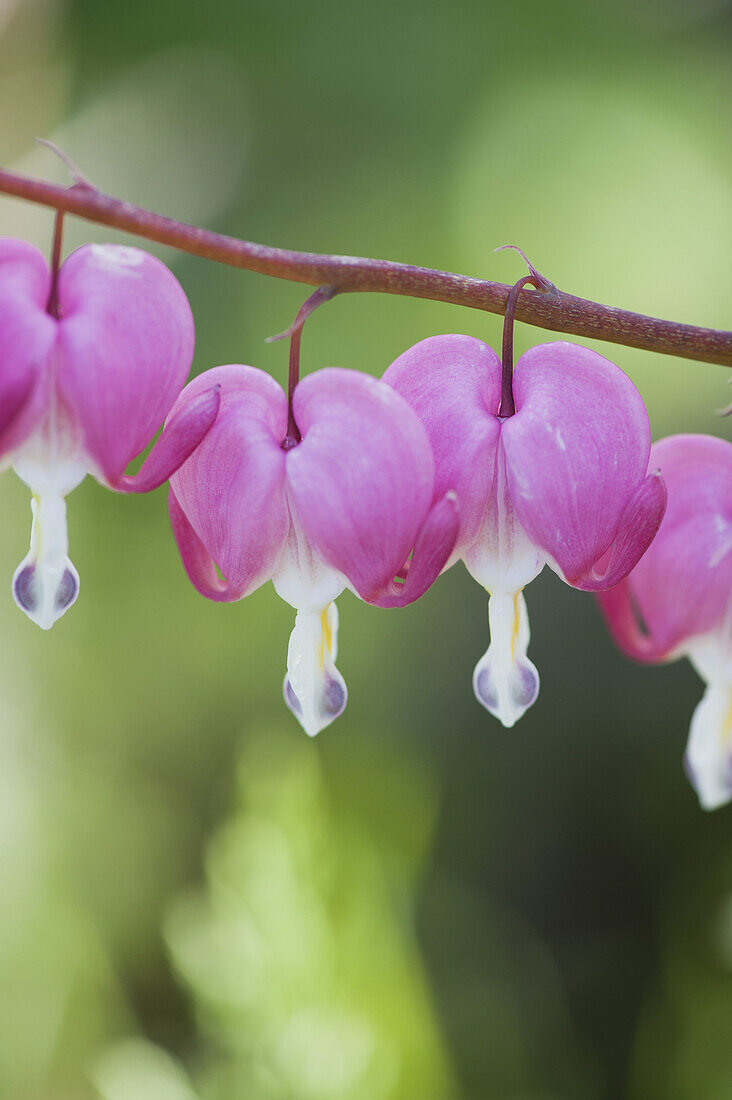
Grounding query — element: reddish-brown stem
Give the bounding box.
[283,325,304,449]
[498,262,558,416]
[280,285,337,449]
[499,275,535,417]
[2,165,732,367]
[45,208,64,319]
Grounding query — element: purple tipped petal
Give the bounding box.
[472,591,539,727]
[367,492,459,608]
[55,244,194,484]
[569,472,667,591]
[0,238,55,457]
[12,493,79,629]
[169,365,290,600]
[383,335,501,553]
[115,384,221,493]
[13,559,79,628]
[283,603,348,736]
[287,368,443,601]
[503,342,657,588]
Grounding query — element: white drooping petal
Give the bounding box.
[682,629,732,810]
[283,603,348,737]
[11,406,87,630]
[684,683,732,810]
[272,511,346,613]
[273,507,348,736]
[472,590,539,728]
[463,446,544,726]
[12,494,80,629]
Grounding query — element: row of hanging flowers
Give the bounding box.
[1,156,732,811]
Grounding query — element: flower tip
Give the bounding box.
[684,684,732,811]
[685,748,731,811]
[473,652,540,728]
[283,604,348,736]
[283,671,347,737]
[12,558,79,630]
[472,591,539,727]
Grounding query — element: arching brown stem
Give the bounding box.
[2,165,732,367]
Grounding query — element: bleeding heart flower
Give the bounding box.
[384,335,666,727]
[167,364,458,736]
[0,237,219,629]
[597,434,732,810]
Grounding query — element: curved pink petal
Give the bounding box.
[0,369,36,449]
[368,492,459,608]
[115,384,221,493]
[570,472,667,591]
[0,238,55,457]
[55,244,194,484]
[595,578,670,664]
[598,434,732,658]
[168,486,237,601]
[503,342,660,589]
[383,335,501,554]
[169,365,289,600]
[286,367,451,604]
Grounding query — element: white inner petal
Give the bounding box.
[283,603,348,737]
[11,397,86,630]
[684,682,732,811]
[463,446,543,727]
[473,590,539,728]
[686,626,732,688]
[463,445,544,594]
[12,494,80,630]
[271,506,349,735]
[12,393,88,499]
[272,510,346,612]
[683,622,732,810]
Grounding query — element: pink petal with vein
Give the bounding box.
[383,334,501,555]
[0,238,55,456]
[503,342,662,589]
[169,365,289,600]
[55,244,194,483]
[287,367,453,604]
[598,434,732,659]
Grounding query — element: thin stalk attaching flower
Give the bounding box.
[496,247,559,417]
[45,209,64,319]
[267,285,338,449]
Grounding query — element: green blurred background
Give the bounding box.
[2,0,732,1096]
